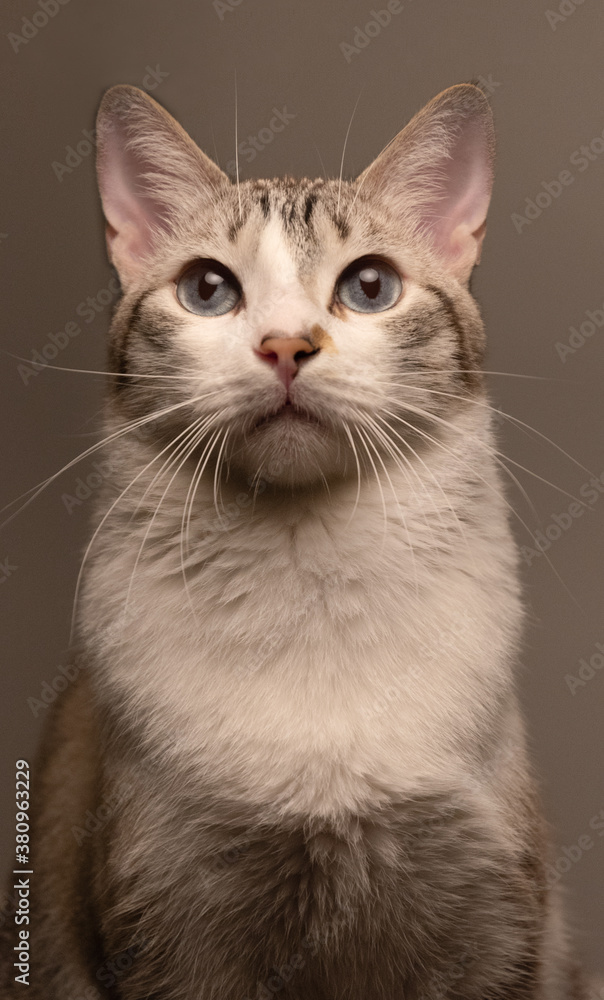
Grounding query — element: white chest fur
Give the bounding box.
[83,431,522,819]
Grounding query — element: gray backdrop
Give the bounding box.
[1,0,603,972]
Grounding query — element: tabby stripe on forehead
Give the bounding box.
[304,192,317,225]
[426,285,481,390]
[259,190,271,218]
[228,205,252,242]
[280,198,299,228]
[333,215,350,240]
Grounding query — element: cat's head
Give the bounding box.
[96,84,494,489]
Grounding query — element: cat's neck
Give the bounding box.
[86,407,521,688]
[81,413,523,815]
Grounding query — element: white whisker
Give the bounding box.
[122,419,217,627]
[371,410,476,568]
[182,426,224,563]
[4,354,195,379]
[364,410,476,573]
[180,424,225,624]
[380,386,590,510]
[234,69,242,222]
[379,379,594,481]
[380,404,582,610]
[342,421,362,527]
[69,415,213,644]
[357,415,419,597]
[354,423,389,546]
[337,89,364,217]
[0,390,222,527]
[212,428,231,528]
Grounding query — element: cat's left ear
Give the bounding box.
[96,85,230,285]
[356,84,495,282]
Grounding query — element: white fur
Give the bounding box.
[83,425,523,823]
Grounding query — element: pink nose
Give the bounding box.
[255,336,317,389]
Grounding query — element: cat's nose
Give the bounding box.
[255,335,317,389]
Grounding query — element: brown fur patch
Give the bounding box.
[310,323,337,354]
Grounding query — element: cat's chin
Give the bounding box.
[230,407,346,488]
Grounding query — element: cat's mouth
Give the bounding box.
[252,400,323,431]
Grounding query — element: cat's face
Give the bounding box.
[96,85,493,489]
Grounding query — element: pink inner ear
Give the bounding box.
[423,123,492,262]
[98,127,168,272]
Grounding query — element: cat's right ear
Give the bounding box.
[96,86,229,286]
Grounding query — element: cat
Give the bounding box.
[0,82,593,998]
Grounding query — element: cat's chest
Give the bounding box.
[87,489,519,815]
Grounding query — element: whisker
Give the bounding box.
[367,411,478,572]
[344,124,403,226]
[379,380,594,481]
[380,369,563,382]
[180,423,224,631]
[4,354,195,379]
[234,69,242,222]
[357,415,419,596]
[380,405,582,610]
[130,415,217,525]
[312,141,328,182]
[209,122,222,172]
[183,426,224,562]
[354,423,389,546]
[122,419,217,624]
[212,428,231,528]
[69,414,213,644]
[380,396,539,523]
[0,390,222,527]
[180,424,225,624]
[337,88,364,217]
[342,422,363,527]
[379,385,592,509]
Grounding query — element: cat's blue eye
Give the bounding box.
[336,258,402,313]
[176,259,241,316]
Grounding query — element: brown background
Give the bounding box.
[1,0,603,972]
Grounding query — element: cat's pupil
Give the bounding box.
[359,267,380,299]
[199,271,224,301]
